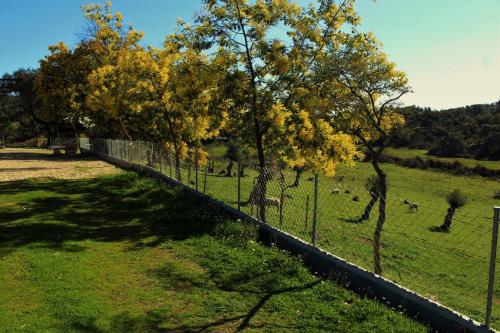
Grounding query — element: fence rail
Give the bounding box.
[80,137,500,330]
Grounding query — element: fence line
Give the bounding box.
[80,137,500,331]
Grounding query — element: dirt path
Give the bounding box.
[0,148,119,181]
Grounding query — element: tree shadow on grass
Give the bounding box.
[0,173,225,257]
[340,216,364,224]
[429,226,449,233]
[146,255,323,332]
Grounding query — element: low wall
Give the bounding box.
[88,149,494,333]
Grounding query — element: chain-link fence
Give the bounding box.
[81,137,500,330]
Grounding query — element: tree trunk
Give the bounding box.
[174,150,182,182]
[248,169,269,223]
[361,192,380,220]
[226,160,234,177]
[372,161,387,276]
[440,207,455,231]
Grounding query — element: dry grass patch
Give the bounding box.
[0,148,118,181]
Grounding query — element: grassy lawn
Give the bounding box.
[384,147,500,170]
[0,172,426,332]
[172,150,500,328]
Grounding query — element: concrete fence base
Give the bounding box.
[87,149,495,333]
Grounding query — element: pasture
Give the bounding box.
[384,147,500,170]
[0,150,426,332]
[172,144,500,327]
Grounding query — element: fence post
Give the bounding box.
[160,151,164,174]
[486,206,500,329]
[168,150,172,177]
[311,173,319,247]
[304,194,310,231]
[151,143,154,168]
[138,140,141,165]
[203,164,208,194]
[237,160,241,211]
[195,151,199,191]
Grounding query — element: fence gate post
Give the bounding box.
[237,161,241,211]
[486,206,500,329]
[311,173,319,247]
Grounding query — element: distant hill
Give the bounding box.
[391,101,500,160]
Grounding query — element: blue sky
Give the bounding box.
[0,0,499,109]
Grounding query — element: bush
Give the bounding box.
[428,136,468,158]
[446,189,467,209]
[365,175,381,194]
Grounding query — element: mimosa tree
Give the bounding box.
[88,20,228,181]
[197,0,361,222]
[318,32,411,275]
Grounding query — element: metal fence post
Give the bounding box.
[160,151,164,174]
[195,152,199,191]
[169,151,173,178]
[304,194,310,231]
[486,206,500,329]
[151,143,154,168]
[203,164,208,194]
[138,140,141,165]
[311,173,319,247]
[237,161,241,211]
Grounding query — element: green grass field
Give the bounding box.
[384,147,500,170]
[0,172,427,332]
[168,144,500,328]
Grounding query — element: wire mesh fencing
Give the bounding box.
[82,138,500,329]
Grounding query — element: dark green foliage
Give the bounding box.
[391,102,500,161]
[365,175,381,194]
[428,136,468,158]
[446,189,467,209]
[376,153,500,179]
[225,140,243,162]
[439,189,467,231]
[224,140,253,176]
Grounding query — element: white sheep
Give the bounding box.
[249,196,281,214]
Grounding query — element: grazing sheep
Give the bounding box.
[353,195,360,202]
[403,199,419,213]
[265,197,281,211]
[331,188,341,195]
[344,189,351,194]
[306,176,314,181]
[249,196,281,214]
